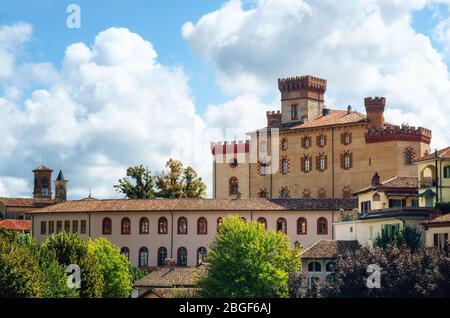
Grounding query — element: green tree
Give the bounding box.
[42,232,104,298]
[374,224,422,251]
[0,232,46,298]
[114,165,156,199]
[322,245,450,298]
[88,238,133,298]
[129,264,148,282]
[197,215,299,298]
[156,159,207,198]
[115,159,207,199]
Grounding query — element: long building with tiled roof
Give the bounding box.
[211,75,432,201]
[30,197,357,268]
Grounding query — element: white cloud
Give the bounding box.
[183,0,450,150]
[0,177,28,197]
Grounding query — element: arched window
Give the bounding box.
[281,138,288,151]
[318,154,327,172]
[281,158,289,175]
[297,217,307,235]
[257,217,267,230]
[157,247,167,267]
[139,217,149,234]
[326,262,335,272]
[102,217,112,235]
[178,217,188,234]
[197,217,208,235]
[276,218,287,234]
[341,152,352,170]
[197,247,207,265]
[317,217,328,235]
[217,217,223,232]
[301,155,311,173]
[138,247,148,268]
[121,217,131,235]
[177,247,187,267]
[120,247,129,261]
[158,217,168,234]
[229,177,239,195]
[308,261,322,272]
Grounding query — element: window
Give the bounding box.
[257,217,267,229]
[158,247,167,267]
[326,262,335,272]
[342,186,352,199]
[64,220,70,232]
[276,218,287,234]
[138,247,148,268]
[40,221,46,235]
[259,141,267,153]
[412,199,419,208]
[177,247,188,267]
[291,104,298,120]
[102,217,112,235]
[139,217,149,234]
[56,221,62,233]
[80,220,87,234]
[433,233,449,250]
[229,158,238,168]
[281,158,289,175]
[308,261,322,272]
[178,217,188,234]
[217,217,223,232]
[341,152,352,170]
[258,189,268,198]
[197,217,208,235]
[297,217,307,235]
[444,166,450,178]
[302,136,311,149]
[341,132,352,145]
[404,148,414,165]
[389,199,402,208]
[72,220,79,233]
[361,201,371,213]
[301,156,311,173]
[280,187,290,199]
[158,217,168,234]
[259,162,268,176]
[317,217,328,235]
[229,177,239,195]
[42,177,49,196]
[317,135,326,147]
[197,247,207,265]
[121,247,130,261]
[121,217,131,235]
[317,154,327,172]
[281,138,288,151]
[49,221,54,234]
[318,188,327,199]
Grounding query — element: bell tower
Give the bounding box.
[33,165,53,199]
[54,170,68,202]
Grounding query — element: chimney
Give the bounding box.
[365,97,385,129]
[372,172,380,187]
[347,105,352,114]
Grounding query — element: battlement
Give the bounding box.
[211,140,250,155]
[364,97,386,106]
[278,75,327,93]
[266,110,282,128]
[365,125,432,144]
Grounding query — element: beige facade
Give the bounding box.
[30,198,355,268]
[212,75,431,200]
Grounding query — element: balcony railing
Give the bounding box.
[420,177,437,188]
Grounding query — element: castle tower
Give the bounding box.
[365,97,385,129]
[278,75,327,124]
[33,165,53,199]
[54,170,68,202]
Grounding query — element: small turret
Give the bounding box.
[54,170,68,202]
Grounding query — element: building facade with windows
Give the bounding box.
[29,198,356,268]
[422,214,450,255]
[211,75,432,200]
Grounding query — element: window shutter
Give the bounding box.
[324,155,328,170]
[324,135,327,146]
[350,153,353,168]
[301,137,304,148]
[349,132,352,144]
[340,154,344,169]
[301,157,305,172]
[341,133,344,145]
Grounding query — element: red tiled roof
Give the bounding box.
[353,176,418,195]
[134,266,206,288]
[0,197,37,208]
[29,198,357,214]
[301,240,359,259]
[289,110,366,130]
[0,219,31,231]
[426,213,450,224]
[415,146,450,162]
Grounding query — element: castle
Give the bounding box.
[211,75,432,200]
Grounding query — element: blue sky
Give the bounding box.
[1,0,450,199]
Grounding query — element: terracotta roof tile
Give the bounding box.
[427,213,450,224]
[301,240,359,259]
[29,198,357,214]
[353,176,417,195]
[0,219,31,231]
[134,266,205,288]
[416,146,450,162]
[289,110,366,130]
